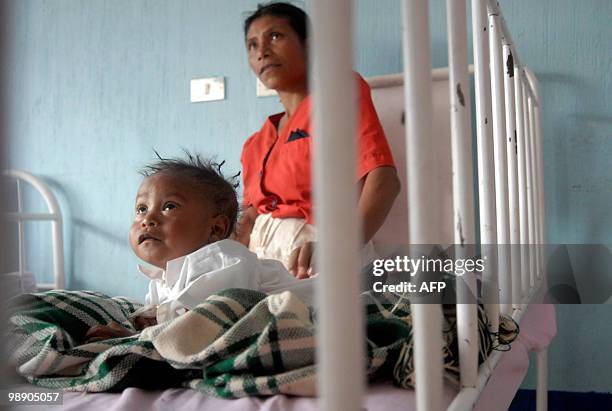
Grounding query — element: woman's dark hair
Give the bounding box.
[140,151,240,238]
[243,2,309,44]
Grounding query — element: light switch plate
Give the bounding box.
[256,78,278,97]
[191,77,225,102]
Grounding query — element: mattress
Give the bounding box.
[10,303,555,411]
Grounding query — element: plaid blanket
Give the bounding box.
[7,288,498,397]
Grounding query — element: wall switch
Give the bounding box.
[191,77,225,102]
[256,78,278,97]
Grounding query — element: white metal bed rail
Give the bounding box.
[311,0,547,409]
[3,169,65,291]
[311,2,364,411]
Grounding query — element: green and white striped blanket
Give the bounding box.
[7,288,497,397]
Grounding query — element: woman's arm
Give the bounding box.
[358,166,401,244]
[232,205,258,247]
[288,166,400,279]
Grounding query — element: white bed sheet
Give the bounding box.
[11,303,555,411]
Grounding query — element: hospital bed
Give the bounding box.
[6,0,555,410]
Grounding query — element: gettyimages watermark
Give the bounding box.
[364,244,612,304]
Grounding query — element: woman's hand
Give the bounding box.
[84,321,136,343]
[232,206,258,247]
[288,241,316,279]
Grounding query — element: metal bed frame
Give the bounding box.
[3,169,65,292]
[310,1,546,410]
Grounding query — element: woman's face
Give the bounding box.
[246,15,307,92]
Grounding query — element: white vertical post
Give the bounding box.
[52,218,64,289]
[489,5,509,331]
[516,75,530,299]
[525,68,546,278]
[447,0,475,248]
[310,1,363,410]
[537,349,549,411]
[522,79,535,290]
[17,180,27,292]
[528,97,540,282]
[447,0,478,389]
[534,98,546,278]
[402,1,443,410]
[524,68,548,411]
[471,0,499,333]
[503,44,519,313]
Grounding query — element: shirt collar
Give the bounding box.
[137,254,188,288]
[265,95,311,131]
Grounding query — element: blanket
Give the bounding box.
[7,288,498,398]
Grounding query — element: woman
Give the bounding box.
[235,2,400,279]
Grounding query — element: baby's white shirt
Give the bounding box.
[137,239,310,323]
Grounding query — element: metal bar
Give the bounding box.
[471,0,499,335]
[525,74,546,276]
[447,0,478,389]
[17,179,26,293]
[503,44,519,314]
[310,1,363,410]
[524,68,546,277]
[486,0,541,108]
[516,75,530,298]
[524,68,542,107]
[522,78,535,290]
[485,3,524,77]
[528,96,540,281]
[516,79,530,295]
[535,98,546,279]
[402,1,443,410]
[536,349,549,411]
[4,212,60,221]
[402,1,444,245]
[447,0,476,251]
[366,65,475,89]
[52,219,65,289]
[488,6,509,333]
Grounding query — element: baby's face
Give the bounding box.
[128,172,216,268]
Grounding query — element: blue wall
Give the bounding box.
[5,0,611,394]
[5,0,283,295]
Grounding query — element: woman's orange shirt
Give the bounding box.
[241,73,395,225]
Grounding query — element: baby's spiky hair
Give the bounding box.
[140,151,240,237]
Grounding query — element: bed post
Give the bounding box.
[16,179,28,291]
[521,78,536,291]
[503,42,520,314]
[524,68,546,279]
[527,90,542,282]
[310,1,364,410]
[487,2,508,324]
[514,70,529,300]
[401,1,444,410]
[525,67,548,411]
[471,0,499,336]
[511,61,525,309]
[446,0,478,389]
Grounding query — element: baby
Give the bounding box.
[86,153,302,341]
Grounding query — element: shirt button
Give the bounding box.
[259,170,263,178]
[271,198,277,208]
